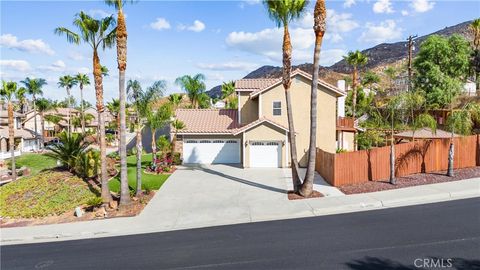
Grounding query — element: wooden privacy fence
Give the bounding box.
[316,135,480,187]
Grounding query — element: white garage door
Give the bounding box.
[250,141,281,168]
[183,139,240,164]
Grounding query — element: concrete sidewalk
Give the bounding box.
[1,166,479,246]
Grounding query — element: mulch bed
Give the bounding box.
[339,166,480,195]
[0,192,155,228]
[287,190,323,200]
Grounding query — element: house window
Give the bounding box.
[272,101,281,116]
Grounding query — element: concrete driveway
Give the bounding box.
[139,164,337,230]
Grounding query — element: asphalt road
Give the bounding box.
[2,198,480,270]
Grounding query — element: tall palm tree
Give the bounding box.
[105,0,133,205]
[146,104,172,165]
[175,74,206,108]
[16,87,27,114]
[263,0,308,190]
[35,98,52,149]
[21,77,47,149]
[0,81,22,181]
[344,50,368,119]
[299,0,326,197]
[55,11,116,205]
[75,73,90,134]
[57,75,78,135]
[127,79,163,196]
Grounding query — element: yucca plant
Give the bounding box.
[46,132,91,172]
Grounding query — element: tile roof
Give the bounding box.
[232,117,288,135]
[235,69,345,98]
[175,109,240,134]
[393,128,458,139]
[0,127,36,139]
[235,78,278,91]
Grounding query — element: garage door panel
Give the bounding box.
[183,139,240,164]
[250,141,281,168]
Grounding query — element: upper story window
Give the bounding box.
[272,101,281,116]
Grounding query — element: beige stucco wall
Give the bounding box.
[259,75,338,166]
[238,91,258,125]
[243,122,287,168]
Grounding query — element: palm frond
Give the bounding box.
[54,27,80,44]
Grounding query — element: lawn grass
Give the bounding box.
[108,154,170,193]
[8,153,57,175]
[0,170,98,218]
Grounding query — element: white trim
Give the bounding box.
[178,132,233,135]
[272,100,282,116]
[285,130,289,168]
[242,132,246,168]
[258,94,262,118]
[237,91,241,124]
[232,118,288,135]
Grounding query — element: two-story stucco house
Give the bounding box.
[173,69,353,168]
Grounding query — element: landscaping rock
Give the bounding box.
[75,207,83,217]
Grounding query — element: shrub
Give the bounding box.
[336,148,347,153]
[86,196,103,208]
[75,150,100,179]
[171,152,182,165]
[46,132,91,171]
[107,151,120,160]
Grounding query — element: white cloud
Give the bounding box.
[359,20,403,43]
[410,0,435,13]
[0,60,31,72]
[401,10,409,16]
[68,51,85,61]
[373,0,394,14]
[88,9,113,18]
[76,67,91,74]
[150,18,171,31]
[38,60,66,72]
[343,0,356,8]
[196,62,258,71]
[178,20,206,32]
[0,34,55,55]
[319,49,346,66]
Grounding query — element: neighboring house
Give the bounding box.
[0,110,39,159]
[212,100,226,109]
[463,79,476,96]
[173,69,353,168]
[393,127,458,143]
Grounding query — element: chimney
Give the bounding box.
[337,80,346,118]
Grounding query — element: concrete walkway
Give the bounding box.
[2,165,479,246]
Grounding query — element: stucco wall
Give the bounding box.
[238,91,258,125]
[243,122,287,168]
[259,75,338,166]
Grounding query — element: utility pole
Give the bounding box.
[407,35,418,92]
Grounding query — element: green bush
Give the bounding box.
[75,150,100,179]
[86,196,103,208]
[46,132,90,171]
[172,152,182,165]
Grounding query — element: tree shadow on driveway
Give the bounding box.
[185,165,288,194]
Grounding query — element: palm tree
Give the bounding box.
[57,75,78,135]
[263,0,308,190]
[35,98,52,148]
[16,87,27,114]
[75,73,90,134]
[127,79,163,196]
[344,50,368,119]
[46,132,90,172]
[55,11,116,205]
[146,104,171,165]
[175,74,206,108]
[0,81,22,181]
[21,77,47,148]
[105,0,133,205]
[168,93,183,112]
[171,119,185,154]
[299,0,326,197]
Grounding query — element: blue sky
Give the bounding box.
[1,0,479,104]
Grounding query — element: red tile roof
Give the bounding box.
[235,78,278,92]
[175,109,240,134]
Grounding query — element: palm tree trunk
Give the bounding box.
[135,122,142,196]
[93,50,111,205]
[8,102,16,181]
[32,94,39,150]
[40,112,45,149]
[80,85,85,134]
[389,110,395,184]
[151,128,157,164]
[352,66,358,151]
[300,0,326,197]
[282,24,302,191]
[67,88,71,135]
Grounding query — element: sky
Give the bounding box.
[1,0,479,104]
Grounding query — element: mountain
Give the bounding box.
[206,20,474,98]
[329,20,473,73]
